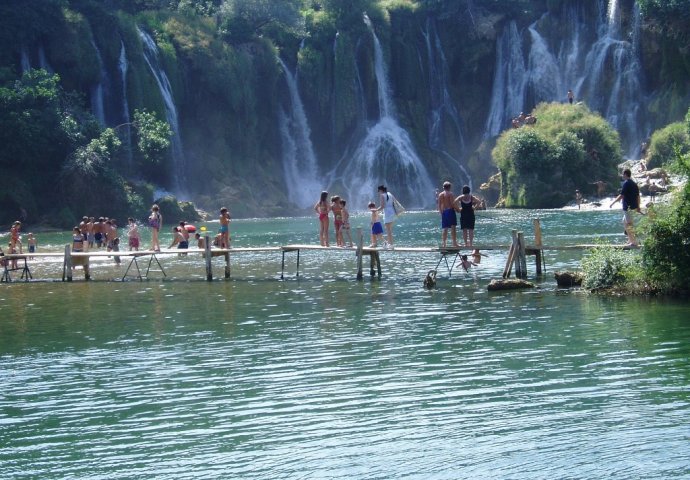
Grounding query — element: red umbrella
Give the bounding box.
[184,224,196,233]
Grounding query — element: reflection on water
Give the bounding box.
[1,211,689,478]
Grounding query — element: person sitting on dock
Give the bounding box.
[368,201,384,247]
[437,181,459,248]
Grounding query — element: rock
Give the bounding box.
[487,278,534,291]
[554,271,583,287]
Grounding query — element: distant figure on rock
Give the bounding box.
[591,180,607,198]
[575,189,583,209]
[567,89,574,104]
[524,114,537,125]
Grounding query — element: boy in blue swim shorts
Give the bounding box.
[368,201,384,247]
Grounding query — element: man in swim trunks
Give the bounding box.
[437,181,459,248]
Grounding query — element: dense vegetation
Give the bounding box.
[492,103,621,208]
[581,106,690,295]
[1,0,689,226]
[646,121,690,169]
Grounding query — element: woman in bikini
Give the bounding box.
[314,191,330,247]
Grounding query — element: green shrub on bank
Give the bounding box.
[492,102,621,208]
[646,121,690,169]
[581,245,643,291]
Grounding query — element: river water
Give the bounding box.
[1,210,689,478]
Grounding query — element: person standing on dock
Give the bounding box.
[331,196,344,247]
[378,185,397,248]
[437,181,459,248]
[10,221,22,254]
[455,185,481,247]
[219,207,231,248]
[314,191,330,247]
[610,168,641,247]
[148,204,162,251]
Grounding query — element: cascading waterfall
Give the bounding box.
[422,18,471,187]
[119,41,133,170]
[336,14,434,209]
[484,0,645,156]
[277,58,322,209]
[38,45,53,73]
[138,27,186,191]
[484,22,526,138]
[20,48,31,73]
[89,39,108,126]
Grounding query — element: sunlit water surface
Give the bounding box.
[1,210,689,478]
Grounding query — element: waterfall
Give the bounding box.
[38,45,53,73]
[20,48,31,73]
[90,39,107,126]
[138,27,186,191]
[484,21,526,138]
[422,18,471,187]
[484,0,645,156]
[119,41,133,170]
[277,58,322,209]
[335,14,434,209]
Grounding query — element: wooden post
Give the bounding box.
[64,244,72,282]
[533,218,544,276]
[517,231,528,279]
[204,235,212,281]
[375,252,381,278]
[224,252,230,279]
[503,230,518,278]
[533,218,543,246]
[356,228,364,281]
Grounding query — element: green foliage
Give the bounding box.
[641,118,690,293]
[218,0,305,42]
[581,245,641,291]
[646,121,690,169]
[492,103,621,208]
[132,109,172,164]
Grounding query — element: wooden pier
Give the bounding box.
[1,221,636,283]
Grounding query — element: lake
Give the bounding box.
[1,209,689,478]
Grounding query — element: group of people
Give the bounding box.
[314,192,354,247]
[0,221,36,270]
[511,111,537,129]
[437,182,483,248]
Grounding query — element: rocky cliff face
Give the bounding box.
[2,0,688,217]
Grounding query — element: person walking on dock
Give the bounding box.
[437,181,459,248]
[378,185,397,248]
[610,168,641,247]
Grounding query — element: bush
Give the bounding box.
[581,245,642,291]
[646,121,690,169]
[492,102,621,207]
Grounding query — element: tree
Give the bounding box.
[218,0,305,42]
[492,102,621,208]
[132,109,173,165]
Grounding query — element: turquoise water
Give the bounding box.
[2,210,689,478]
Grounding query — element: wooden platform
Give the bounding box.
[1,227,640,283]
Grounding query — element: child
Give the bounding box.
[10,221,22,254]
[127,218,140,251]
[314,191,330,247]
[219,207,230,248]
[340,199,353,247]
[460,254,478,273]
[369,201,384,247]
[195,232,206,249]
[27,233,37,260]
[471,249,483,265]
[331,195,344,247]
